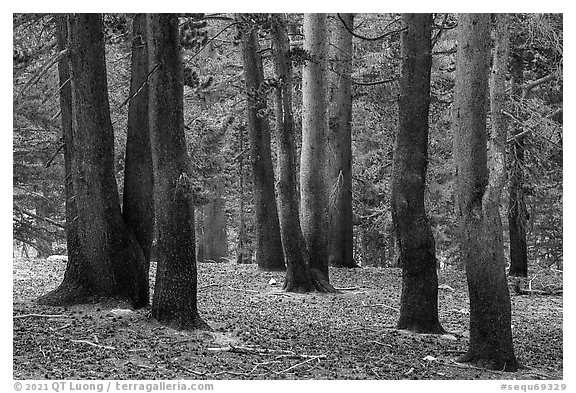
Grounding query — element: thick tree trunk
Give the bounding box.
[453,14,518,371]
[393,14,444,334]
[301,13,331,281]
[123,13,155,271]
[39,14,148,308]
[270,14,316,293]
[507,50,529,278]
[147,14,208,330]
[240,22,285,271]
[327,13,356,269]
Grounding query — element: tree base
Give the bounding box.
[37,280,148,309]
[457,351,519,372]
[153,312,211,331]
[396,321,445,334]
[283,269,339,293]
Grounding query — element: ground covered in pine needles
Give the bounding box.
[13,257,563,380]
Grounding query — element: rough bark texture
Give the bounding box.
[270,14,315,293]
[392,14,444,334]
[453,14,518,371]
[39,14,148,308]
[507,48,529,278]
[147,14,208,330]
[240,23,285,272]
[327,13,356,269]
[123,13,155,271]
[301,14,330,280]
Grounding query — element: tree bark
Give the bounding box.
[392,13,444,334]
[453,13,518,371]
[39,14,148,308]
[270,14,316,293]
[507,46,529,278]
[147,13,208,330]
[301,13,332,282]
[327,13,356,269]
[239,20,285,271]
[123,13,155,272]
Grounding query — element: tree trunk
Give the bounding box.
[327,13,356,269]
[270,14,316,293]
[201,181,228,263]
[147,13,208,330]
[301,13,331,282]
[507,48,529,278]
[123,13,155,272]
[239,21,285,271]
[236,124,247,264]
[392,13,444,334]
[39,14,148,308]
[453,13,518,371]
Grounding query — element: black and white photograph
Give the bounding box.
[11,10,565,390]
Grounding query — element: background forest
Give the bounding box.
[13,13,562,271]
[12,13,563,380]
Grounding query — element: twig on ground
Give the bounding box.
[14,313,69,319]
[70,339,116,350]
[275,354,325,374]
[226,286,259,294]
[335,286,361,291]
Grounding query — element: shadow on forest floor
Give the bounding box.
[13,257,563,380]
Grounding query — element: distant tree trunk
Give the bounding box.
[195,206,205,262]
[239,20,285,271]
[301,13,333,286]
[327,13,355,268]
[507,47,528,278]
[147,13,208,330]
[201,181,228,263]
[453,13,518,371]
[236,124,247,264]
[123,13,154,272]
[392,13,444,334]
[270,14,315,292]
[35,182,54,258]
[53,14,81,268]
[39,14,148,308]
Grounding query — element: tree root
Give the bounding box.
[456,351,519,372]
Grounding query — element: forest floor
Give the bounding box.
[13,257,563,380]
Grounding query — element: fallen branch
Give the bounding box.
[207,345,325,361]
[275,354,325,374]
[334,286,360,291]
[14,313,68,319]
[70,339,116,350]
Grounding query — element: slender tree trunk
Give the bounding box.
[393,13,444,334]
[453,13,518,371]
[147,13,208,330]
[49,14,82,286]
[239,21,285,271]
[301,13,331,282]
[236,124,247,264]
[270,14,315,292]
[195,207,205,263]
[39,14,148,308]
[201,181,228,263]
[507,49,529,278]
[123,13,154,272]
[327,13,355,268]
